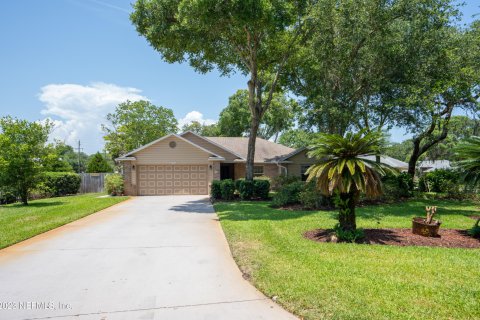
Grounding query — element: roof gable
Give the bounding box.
[121,133,223,158]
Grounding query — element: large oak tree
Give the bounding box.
[131,0,314,180]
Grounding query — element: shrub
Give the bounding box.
[299,180,333,209]
[334,224,365,243]
[0,187,16,204]
[39,172,81,197]
[105,173,124,196]
[253,179,270,200]
[234,178,244,192]
[271,175,301,190]
[468,219,480,238]
[211,180,222,200]
[220,179,235,200]
[271,181,304,207]
[418,169,460,193]
[382,172,414,200]
[237,179,254,200]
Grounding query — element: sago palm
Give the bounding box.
[306,130,395,232]
[455,136,480,187]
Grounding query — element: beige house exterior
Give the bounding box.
[116,131,317,196]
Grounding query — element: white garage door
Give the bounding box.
[138,165,208,195]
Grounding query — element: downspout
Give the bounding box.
[275,161,288,176]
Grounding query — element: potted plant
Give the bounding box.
[412,206,441,237]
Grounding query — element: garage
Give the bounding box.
[138,164,208,195]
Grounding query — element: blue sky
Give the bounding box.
[0,0,478,153]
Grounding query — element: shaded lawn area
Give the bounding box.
[0,193,128,249]
[215,199,480,320]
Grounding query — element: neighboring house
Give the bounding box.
[360,155,409,172]
[418,160,452,173]
[116,131,317,196]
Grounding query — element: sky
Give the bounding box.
[0,0,479,154]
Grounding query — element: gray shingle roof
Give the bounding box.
[205,137,295,163]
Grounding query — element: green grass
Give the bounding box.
[215,199,480,320]
[0,193,128,249]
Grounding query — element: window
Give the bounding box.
[253,166,264,176]
[301,165,310,181]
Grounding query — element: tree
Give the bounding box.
[0,117,52,205]
[181,121,220,136]
[287,0,413,136]
[278,129,317,149]
[454,136,480,187]
[400,20,480,177]
[306,131,393,233]
[217,89,297,141]
[103,100,178,159]
[385,140,412,163]
[43,145,74,172]
[86,152,113,173]
[131,0,314,180]
[49,140,89,173]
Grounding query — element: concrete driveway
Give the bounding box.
[0,196,296,320]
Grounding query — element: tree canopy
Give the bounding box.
[0,117,52,204]
[86,152,113,173]
[131,0,315,179]
[103,100,178,159]
[217,89,297,141]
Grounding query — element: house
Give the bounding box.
[418,160,451,173]
[116,131,411,196]
[359,155,409,172]
[116,131,317,196]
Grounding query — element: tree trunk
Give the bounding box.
[246,115,261,180]
[408,139,421,178]
[20,190,28,205]
[338,192,357,232]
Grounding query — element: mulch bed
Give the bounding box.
[304,228,480,249]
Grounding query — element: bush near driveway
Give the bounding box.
[220,179,235,200]
[104,173,124,196]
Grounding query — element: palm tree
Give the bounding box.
[455,136,480,187]
[306,131,394,232]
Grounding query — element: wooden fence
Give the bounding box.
[79,173,108,193]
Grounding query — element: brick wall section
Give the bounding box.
[233,163,279,180]
[263,164,280,179]
[212,162,221,180]
[234,163,245,180]
[122,162,137,196]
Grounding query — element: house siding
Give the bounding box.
[134,136,212,165]
[233,163,279,180]
[286,150,316,178]
[122,162,137,196]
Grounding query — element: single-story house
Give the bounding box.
[116,131,409,196]
[116,131,317,196]
[418,160,451,173]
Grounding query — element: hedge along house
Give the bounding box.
[116,131,319,196]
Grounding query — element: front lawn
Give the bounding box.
[215,199,480,320]
[0,193,128,249]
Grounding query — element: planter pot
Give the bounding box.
[412,217,441,237]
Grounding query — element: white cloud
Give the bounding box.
[39,82,147,153]
[178,111,217,129]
